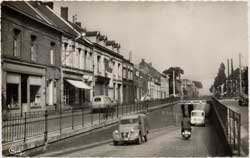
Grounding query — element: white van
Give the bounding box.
[92,95,115,113]
[190,110,205,126]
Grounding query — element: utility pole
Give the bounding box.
[173,70,175,96]
[239,53,242,95]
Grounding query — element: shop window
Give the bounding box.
[31,35,37,62]
[30,85,41,107]
[7,83,19,109]
[63,81,75,105]
[13,28,21,57]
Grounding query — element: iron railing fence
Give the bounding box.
[2,97,180,144]
[212,97,241,156]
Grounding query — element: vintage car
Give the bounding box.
[190,110,205,126]
[92,95,115,113]
[112,113,149,145]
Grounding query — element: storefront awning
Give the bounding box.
[66,79,91,89]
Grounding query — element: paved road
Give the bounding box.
[219,99,249,155]
[38,120,228,157]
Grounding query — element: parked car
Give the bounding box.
[92,95,115,113]
[112,113,149,145]
[190,110,205,126]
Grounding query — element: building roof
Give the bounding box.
[29,1,79,38]
[3,1,80,38]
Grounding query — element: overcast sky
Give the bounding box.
[54,1,248,95]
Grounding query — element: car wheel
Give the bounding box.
[144,135,148,142]
[136,134,142,145]
[113,141,118,146]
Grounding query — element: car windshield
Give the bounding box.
[191,112,204,116]
[120,118,138,124]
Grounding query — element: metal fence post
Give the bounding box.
[233,112,236,150]
[24,112,27,143]
[59,109,62,135]
[82,108,84,127]
[117,104,119,118]
[238,115,241,156]
[121,103,123,116]
[98,105,101,124]
[91,110,93,125]
[44,110,48,146]
[72,109,74,130]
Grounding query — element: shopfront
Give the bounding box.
[2,61,46,114]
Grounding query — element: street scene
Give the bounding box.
[1,1,249,157]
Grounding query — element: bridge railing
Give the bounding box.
[211,97,241,156]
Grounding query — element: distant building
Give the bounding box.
[160,74,169,98]
[138,59,162,99]
[122,58,134,103]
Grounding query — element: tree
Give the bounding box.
[211,62,227,95]
[163,67,184,94]
[193,81,203,89]
[213,62,226,88]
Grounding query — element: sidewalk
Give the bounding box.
[3,101,179,156]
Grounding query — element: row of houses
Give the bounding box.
[2,1,172,115]
[2,2,203,115]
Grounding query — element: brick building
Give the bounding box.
[1,1,62,114]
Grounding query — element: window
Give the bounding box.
[63,42,68,65]
[71,45,75,67]
[47,80,53,106]
[77,48,81,69]
[30,76,42,107]
[97,55,101,73]
[89,52,93,71]
[7,83,19,109]
[13,29,21,57]
[50,42,55,65]
[30,35,37,62]
[30,85,41,107]
[84,50,87,70]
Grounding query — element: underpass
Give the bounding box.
[36,100,230,157]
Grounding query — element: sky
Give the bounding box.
[54,1,249,95]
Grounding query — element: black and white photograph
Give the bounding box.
[1,0,249,157]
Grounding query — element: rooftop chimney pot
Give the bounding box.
[61,7,68,21]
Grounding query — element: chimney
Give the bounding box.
[227,59,230,77]
[44,2,53,9]
[142,59,145,63]
[231,58,234,74]
[75,22,81,27]
[61,7,68,21]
